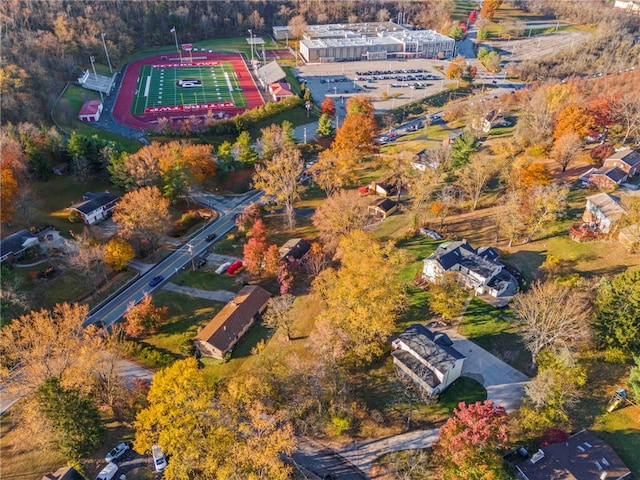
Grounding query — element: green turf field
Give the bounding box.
[131,61,247,114]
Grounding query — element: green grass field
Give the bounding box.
[131,61,247,114]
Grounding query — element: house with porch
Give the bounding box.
[581,193,626,234]
[67,191,118,225]
[194,285,271,359]
[421,240,516,299]
[391,324,465,398]
[0,229,39,263]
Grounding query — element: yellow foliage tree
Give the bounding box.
[104,237,135,271]
[554,103,593,140]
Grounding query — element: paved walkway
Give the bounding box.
[162,282,235,302]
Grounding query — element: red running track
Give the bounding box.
[113,53,264,130]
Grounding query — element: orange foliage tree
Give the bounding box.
[553,103,593,140]
[320,97,336,116]
[123,294,168,339]
[518,163,552,189]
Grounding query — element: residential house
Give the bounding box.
[42,466,86,480]
[0,229,39,263]
[614,0,640,14]
[391,324,465,398]
[588,165,629,189]
[421,240,517,298]
[268,82,293,102]
[279,238,311,262]
[581,193,626,234]
[411,149,441,171]
[67,191,119,225]
[194,285,271,359]
[603,148,640,176]
[517,429,632,480]
[368,198,398,219]
[78,100,103,122]
[368,181,396,197]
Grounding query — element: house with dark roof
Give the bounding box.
[589,166,629,189]
[368,198,398,219]
[0,229,40,263]
[391,324,465,397]
[194,285,271,359]
[422,240,517,299]
[279,238,311,262]
[42,466,86,480]
[603,148,640,176]
[516,429,631,480]
[67,192,118,225]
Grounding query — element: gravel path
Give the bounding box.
[161,282,235,302]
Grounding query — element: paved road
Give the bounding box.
[84,190,263,328]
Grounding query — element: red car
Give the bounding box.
[226,261,243,275]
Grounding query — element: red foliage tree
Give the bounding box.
[590,144,615,164]
[588,94,620,129]
[320,97,336,117]
[123,294,168,339]
[433,400,509,480]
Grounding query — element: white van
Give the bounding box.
[152,444,167,472]
[96,462,118,480]
[215,262,231,275]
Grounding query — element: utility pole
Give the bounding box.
[101,33,113,73]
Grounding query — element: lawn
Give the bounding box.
[172,268,242,292]
[459,298,533,375]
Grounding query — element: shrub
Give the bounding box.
[328,415,352,437]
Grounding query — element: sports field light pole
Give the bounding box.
[90,56,104,102]
[170,26,182,61]
[248,30,254,64]
[101,33,113,73]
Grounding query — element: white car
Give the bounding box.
[96,462,119,480]
[152,444,167,472]
[105,442,130,463]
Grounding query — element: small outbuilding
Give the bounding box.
[368,198,398,219]
[268,82,293,101]
[78,100,103,122]
[194,285,271,359]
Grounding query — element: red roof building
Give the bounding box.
[268,82,293,101]
[78,100,103,122]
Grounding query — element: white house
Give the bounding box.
[67,191,118,225]
[391,324,465,398]
[582,193,627,234]
[78,100,103,122]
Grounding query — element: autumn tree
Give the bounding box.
[236,202,263,236]
[428,274,469,321]
[253,144,305,230]
[320,97,336,116]
[592,270,640,355]
[244,236,280,278]
[123,294,169,339]
[445,56,466,80]
[433,401,509,480]
[259,123,295,162]
[520,184,568,243]
[288,14,308,38]
[309,147,356,196]
[234,131,259,165]
[134,358,295,480]
[553,103,593,140]
[613,92,640,144]
[457,153,499,210]
[112,186,171,254]
[316,113,335,137]
[312,231,407,366]
[104,237,136,271]
[306,241,329,278]
[262,294,296,341]
[67,234,107,295]
[512,281,591,368]
[551,132,582,172]
[36,378,106,460]
[0,165,19,222]
[330,95,379,168]
[517,162,553,189]
[0,302,101,392]
[312,189,370,247]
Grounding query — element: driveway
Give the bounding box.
[442,327,529,412]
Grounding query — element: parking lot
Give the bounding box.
[295,58,457,117]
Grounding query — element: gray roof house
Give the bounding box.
[516,429,631,480]
[0,229,39,263]
[582,193,626,234]
[422,240,517,301]
[392,324,465,397]
[67,192,118,225]
[279,238,311,262]
[42,466,86,480]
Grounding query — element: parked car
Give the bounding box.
[419,228,443,240]
[205,233,217,241]
[96,463,118,480]
[105,442,130,463]
[195,258,207,269]
[152,445,167,472]
[226,261,243,275]
[149,275,165,287]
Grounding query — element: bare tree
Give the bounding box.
[512,281,591,368]
[312,189,370,247]
[457,153,499,210]
[262,294,296,341]
[551,132,582,172]
[614,92,640,144]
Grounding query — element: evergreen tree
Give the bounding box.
[234,131,259,166]
[316,113,335,137]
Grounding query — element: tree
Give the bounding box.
[331,95,378,167]
[306,241,329,278]
[445,56,466,80]
[457,153,498,210]
[320,97,336,116]
[262,294,296,341]
[0,165,19,222]
[593,270,640,354]
[428,274,469,320]
[243,236,279,278]
[520,184,568,243]
[288,14,308,39]
[67,234,107,295]
[628,357,640,403]
[112,186,171,254]
[449,24,464,40]
[433,400,509,480]
[104,237,136,271]
[553,103,593,140]
[518,162,552,189]
[450,132,479,169]
[512,281,591,367]
[316,113,335,137]
[479,0,503,19]
[234,131,259,165]
[36,378,105,460]
[309,147,356,196]
[312,231,407,366]
[311,189,370,247]
[551,132,582,172]
[613,92,640,144]
[123,294,168,339]
[0,302,101,392]
[253,144,305,230]
[259,123,295,162]
[134,358,295,480]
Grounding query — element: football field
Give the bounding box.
[131,60,248,115]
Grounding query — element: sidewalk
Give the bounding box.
[161,282,235,302]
